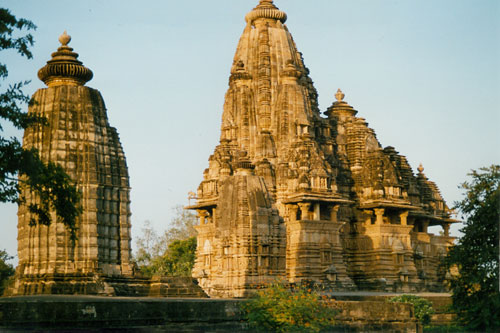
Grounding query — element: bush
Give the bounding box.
[241,281,338,332]
[389,294,435,325]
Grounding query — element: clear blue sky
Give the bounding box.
[1,0,499,264]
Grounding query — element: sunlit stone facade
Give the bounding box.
[189,0,455,297]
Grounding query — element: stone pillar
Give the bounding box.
[330,205,340,223]
[399,211,409,226]
[374,208,385,225]
[197,210,208,225]
[298,203,311,220]
[313,203,320,221]
[363,210,373,226]
[288,204,298,222]
[442,223,450,237]
[422,219,429,233]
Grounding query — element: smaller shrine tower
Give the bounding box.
[7,32,133,295]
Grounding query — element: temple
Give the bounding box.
[5,32,206,298]
[189,0,456,297]
[5,32,133,295]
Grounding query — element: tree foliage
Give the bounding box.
[444,165,500,331]
[389,294,435,325]
[150,237,196,277]
[241,281,338,332]
[1,8,81,240]
[0,249,15,295]
[134,205,197,277]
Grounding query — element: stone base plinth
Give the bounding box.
[0,295,419,332]
[3,274,208,298]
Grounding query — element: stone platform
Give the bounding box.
[327,291,455,326]
[4,275,208,299]
[0,296,243,332]
[0,293,430,332]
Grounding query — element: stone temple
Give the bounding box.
[189,0,456,297]
[6,31,133,295]
[6,32,206,297]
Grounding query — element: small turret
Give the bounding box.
[325,88,358,119]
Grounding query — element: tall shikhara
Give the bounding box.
[9,32,133,295]
[190,0,456,297]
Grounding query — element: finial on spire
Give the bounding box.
[324,88,357,117]
[418,163,424,174]
[245,0,287,24]
[335,89,345,102]
[58,30,71,46]
[38,32,93,87]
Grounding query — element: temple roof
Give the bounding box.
[38,31,93,87]
[195,0,452,224]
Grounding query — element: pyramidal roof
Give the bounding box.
[196,0,451,222]
[222,0,321,159]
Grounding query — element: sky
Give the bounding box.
[1,0,499,265]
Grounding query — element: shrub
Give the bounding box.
[241,281,338,332]
[389,294,435,325]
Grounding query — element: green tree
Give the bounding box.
[134,220,167,274]
[0,249,15,294]
[151,237,196,277]
[388,294,435,325]
[444,165,500,331]
[134,205,197,277]
[1,8,81,239]
[165,205,197,244]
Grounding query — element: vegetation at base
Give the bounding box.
[134,205,197,277]
[142,237,196,277]
[444,165,500,331]
[241,281,338,332]
[1,8,81,240]
[423,324,468,333]
[388,294,435,325]
[0,249,15,294]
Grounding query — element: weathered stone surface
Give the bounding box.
[7,33,132,296]
[189,0,456,297]
[329,292,456,327]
